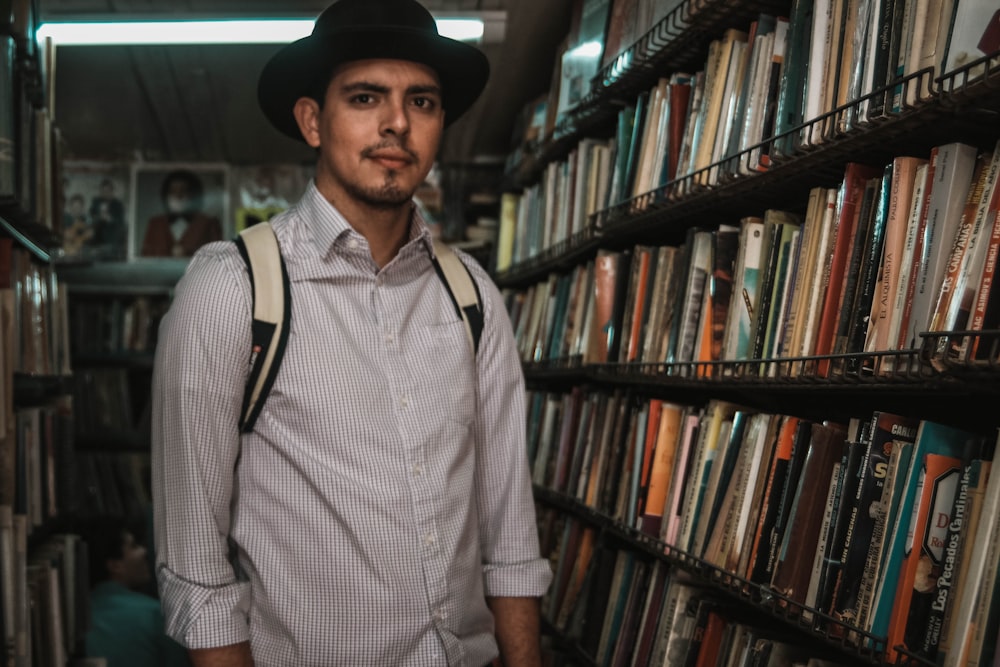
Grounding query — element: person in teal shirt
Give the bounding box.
[83,517,191,667]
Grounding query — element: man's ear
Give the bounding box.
[293,97,322,148]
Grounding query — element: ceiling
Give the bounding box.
[41,0,574,167]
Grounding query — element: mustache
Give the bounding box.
[361,141,418,161]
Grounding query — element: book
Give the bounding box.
[748,210,801,363]
[941,433,1000,667]
[884,452,964,664]
[773,0,815,157]
[629,561,671,667]
[940,458,993,657]
[770,420,847,608]
[867,421,987,642]
[918,458,988,659]
[969,170,1000,356]
[830,172,884,369]
[885,160,932,365]
[706,225,740,363]
[901,142,980,352]
[733,414,783,578]
[720,217,766,362]
[828,411,919,628]
[865,156,927,362]
[812,420,867,616]
[662,410,701,548]
[608,558,652,667]
[799,187,840,361]
[929,144,1000,332]
[692,30,748,184]
[587,249,629,363]
[639,401,685,536]
[697,409,751,560]
[714,412,778,573]
[671,229,713,364]
[814,163,882,375]
[746,415,801,584]
[677,400,739,553]
[932,141,1000,362]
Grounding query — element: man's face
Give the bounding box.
[109,531,151,590]
[299,58,444,212]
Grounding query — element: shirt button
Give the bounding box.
[434,608,447,621]
[347,239,359,249]
[400,396,409,407]
[385,333,395,344]
[413,464,423,476]
[424,534,436,546]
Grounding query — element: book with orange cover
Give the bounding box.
[638,401,684,537]
[746,415,800,584]
[866,156,927,359]
[884,452,963,664]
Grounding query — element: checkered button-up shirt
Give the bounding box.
[151,182,551,667]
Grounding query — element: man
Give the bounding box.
[83,518,191,667]
[150,1,552,666]
[141,169,224,257]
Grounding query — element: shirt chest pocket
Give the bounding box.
[408,319,477,428]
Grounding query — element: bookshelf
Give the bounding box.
[499,0,1000,665]
[55,260,184,523]
[1,1,93,664]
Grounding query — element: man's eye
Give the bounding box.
[352,94,374,104]
[413,97,438,109]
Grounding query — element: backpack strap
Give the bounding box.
[430,239,484,354]
[234,222,291,433]
[234,228,482,433]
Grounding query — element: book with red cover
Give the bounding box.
[814,163,882,376]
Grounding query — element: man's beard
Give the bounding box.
[345,173,414,210]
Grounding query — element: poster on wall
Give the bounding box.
[130,162,230,260]
[60,160,131,261]
[229,164,313,234]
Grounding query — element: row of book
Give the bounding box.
[500,0,1000,270]
[0,519,90,667]
[0,239,72,378]
[2,0,61,233]
[72,368,150,440]
[529,389,1000,665]
[69,295,169,358]
[0,403,74,536]
[506,140,1000,372]
[539,513,861,667]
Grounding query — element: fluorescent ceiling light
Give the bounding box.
[36,17,486,46]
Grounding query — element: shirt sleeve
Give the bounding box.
[468,260,553,598]
[151,242,254,648]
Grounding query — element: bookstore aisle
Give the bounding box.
[2,1,93,665]
[497,0,1000,665]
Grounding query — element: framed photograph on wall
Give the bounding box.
[229,163,312,234]
[130,162,230,260]
[61,160,132,262]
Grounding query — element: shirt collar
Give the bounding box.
[297,180,435,261]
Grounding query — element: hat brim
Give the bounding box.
[258,26,490,141]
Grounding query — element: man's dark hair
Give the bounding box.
[160,169,205,207]
[80,516,145,587]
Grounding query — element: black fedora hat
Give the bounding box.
[258,0,491,141]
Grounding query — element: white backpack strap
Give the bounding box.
[234,222,291,432]
[430,239,483,355]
